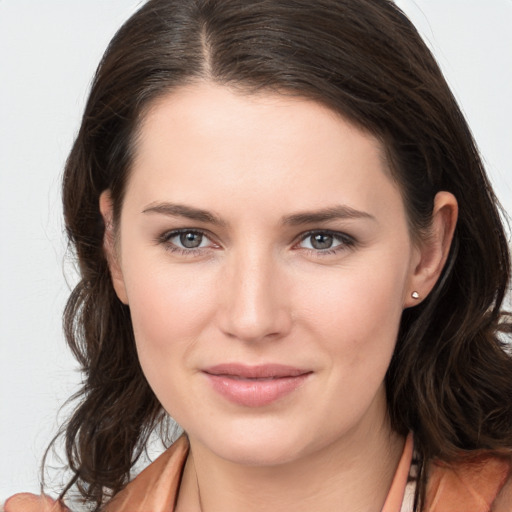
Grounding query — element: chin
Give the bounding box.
[187,416,332,468]
[215,439,306,467]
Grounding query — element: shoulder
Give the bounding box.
[492,474,512,512]
[103,434,189,512]
[2,437,189,512]
[425,453,512,512]
[2,493,69,512]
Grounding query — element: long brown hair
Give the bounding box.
[52,0,512,509]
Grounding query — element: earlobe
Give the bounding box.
[99,190,129,305]
[405,191,458,308]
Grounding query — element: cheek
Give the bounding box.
[291,258,407,431]
[123,260,218,363]
[298,253,408,367]
[122,262,220,418]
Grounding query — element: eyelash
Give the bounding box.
[296,230,357,256]
[156,229,216,257]
[156,229,357,257]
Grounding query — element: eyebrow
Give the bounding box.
[142,202,227,227]
[143,202,375,227]
[282,205,375,226]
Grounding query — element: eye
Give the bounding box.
[158,229,214,253]
[304,233,336,250]
[176,231,207,249]
[297,230,355,253]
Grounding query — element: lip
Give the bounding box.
[203,364,312,407]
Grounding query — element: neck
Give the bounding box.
[176,416,405,512]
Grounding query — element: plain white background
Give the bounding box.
[1,0,511,501]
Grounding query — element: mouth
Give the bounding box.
[202,364,312,407]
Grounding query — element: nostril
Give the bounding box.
[220,309,292,343]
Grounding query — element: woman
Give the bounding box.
[5,0,512,510]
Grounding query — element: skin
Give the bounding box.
[3,494,68,512]
[100,83,457,512]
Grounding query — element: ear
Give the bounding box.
[404,191,458,308]
[99,190,129,305]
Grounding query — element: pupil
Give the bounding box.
[311,233,333,250]
[180,232,202,248]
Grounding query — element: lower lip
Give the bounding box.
[205,373,311,407]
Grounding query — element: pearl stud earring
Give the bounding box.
[411,291,420,300]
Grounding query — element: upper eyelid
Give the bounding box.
[160,228,214,240]
[299,229,351,237]
[295,229,355,243]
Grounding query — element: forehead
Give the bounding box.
[126,82,402,222]
[137,82,386,161]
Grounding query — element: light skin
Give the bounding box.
[100,83,457,512]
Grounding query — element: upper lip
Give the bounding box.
[203,363,311,379]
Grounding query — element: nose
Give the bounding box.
[217,249,293,343]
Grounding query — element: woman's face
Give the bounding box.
[105,83,423,466]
